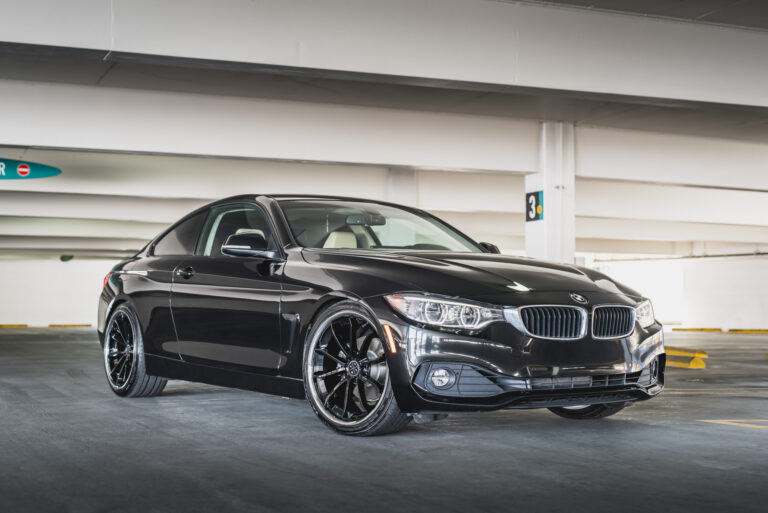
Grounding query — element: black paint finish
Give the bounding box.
[98,194,664,412]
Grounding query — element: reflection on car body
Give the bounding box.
[99,195,664,435]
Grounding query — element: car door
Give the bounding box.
[131,210,207,361]
[170,202,283,373]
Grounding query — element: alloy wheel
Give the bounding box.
[104,309,137,390]
[307,311,389,426]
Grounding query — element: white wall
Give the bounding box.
[0,258,118,326]
[682,256,768,330]
[576,126,768,191]
[594,259,685,326]
[596,255,768,330]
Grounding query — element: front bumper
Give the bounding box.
[410,355,664,412]
[370,297,666,414]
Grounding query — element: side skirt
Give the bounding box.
[145,355,306,399]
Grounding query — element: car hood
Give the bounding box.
[301,250,642,307]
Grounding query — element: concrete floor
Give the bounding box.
[0,329,766,513]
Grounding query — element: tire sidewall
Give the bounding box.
[104,304,145,397]
[549,402,630,419]
[302,300,401,435]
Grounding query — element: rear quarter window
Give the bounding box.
[153,212,206,256]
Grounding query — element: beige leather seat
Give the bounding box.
[323,231,358,249]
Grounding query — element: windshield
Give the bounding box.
[279,199,482,253]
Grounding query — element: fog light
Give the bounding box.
[650,357,659,382]
[430,368,455,389]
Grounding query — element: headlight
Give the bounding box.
[635,299,655,328]
[384,294,504,330]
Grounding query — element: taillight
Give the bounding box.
[103,272,112,289]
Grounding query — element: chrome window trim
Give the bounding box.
[591,304,636,340]
[113,270,148,276]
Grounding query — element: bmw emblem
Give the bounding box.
[570,293,588,304]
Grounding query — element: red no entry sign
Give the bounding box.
[0,159,62,179]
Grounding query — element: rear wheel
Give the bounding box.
[104,304,167,397]
[303,301,410,436]
[548,402,630,419]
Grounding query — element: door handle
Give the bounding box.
[176,266,195,279]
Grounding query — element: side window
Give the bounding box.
[153,212,206,256]
[197,204,277,257]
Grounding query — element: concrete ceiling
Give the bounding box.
[3,43,768,144]
[520,0,768,31]
[3,22,768,261]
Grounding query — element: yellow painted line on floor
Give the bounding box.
[48,324,92,328]
[698,419,768,430]
[0,324,28,328]
[672,328,722,332]
[665,346,709,369]
[728,329,768,334]
[666,347,709,358]
[666,357,707,369]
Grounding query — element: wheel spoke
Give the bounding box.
[329,322,350,359]
[109,355,125,377]
[120,315,133,345]
[112,321,125,342]
[348,318,357,353]
[114,316,130,346]
[314,367,345,379]
[323,377,347,407]
[358,331,375,357]
[365,354,385,365]
[341,380,351,418]
[115,357,129,382]
[356,380,371,413]
[315,347,345,366]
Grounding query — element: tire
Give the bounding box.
[303,301,410,436]
[548,402,630,420]
[103,304,167,398]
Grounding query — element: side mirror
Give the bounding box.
[479,242,501,254]
[221,232,281,260]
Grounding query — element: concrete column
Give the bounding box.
[525,121,575,263]
[388,167,418,207]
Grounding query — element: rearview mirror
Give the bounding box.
[479,242,501,254]
[221,232,281,260]
[345,213,386,226]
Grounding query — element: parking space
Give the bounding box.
[1,329,765,513]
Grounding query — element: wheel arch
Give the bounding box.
[286,291,384,380]
[100,296,127,345]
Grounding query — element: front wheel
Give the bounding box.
[548,402,630,419]
[103,304,167,397]
[303,301,410,436]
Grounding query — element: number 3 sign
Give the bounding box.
[526,191,543,222]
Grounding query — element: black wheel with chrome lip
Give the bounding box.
[103,304,167,398]
[303,301,410,436]
[548,402,630,419]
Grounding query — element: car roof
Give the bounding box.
[213,194,420,209]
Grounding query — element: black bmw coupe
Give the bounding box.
[98,195,665,435]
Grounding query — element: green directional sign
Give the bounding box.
[0,159,62,179]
